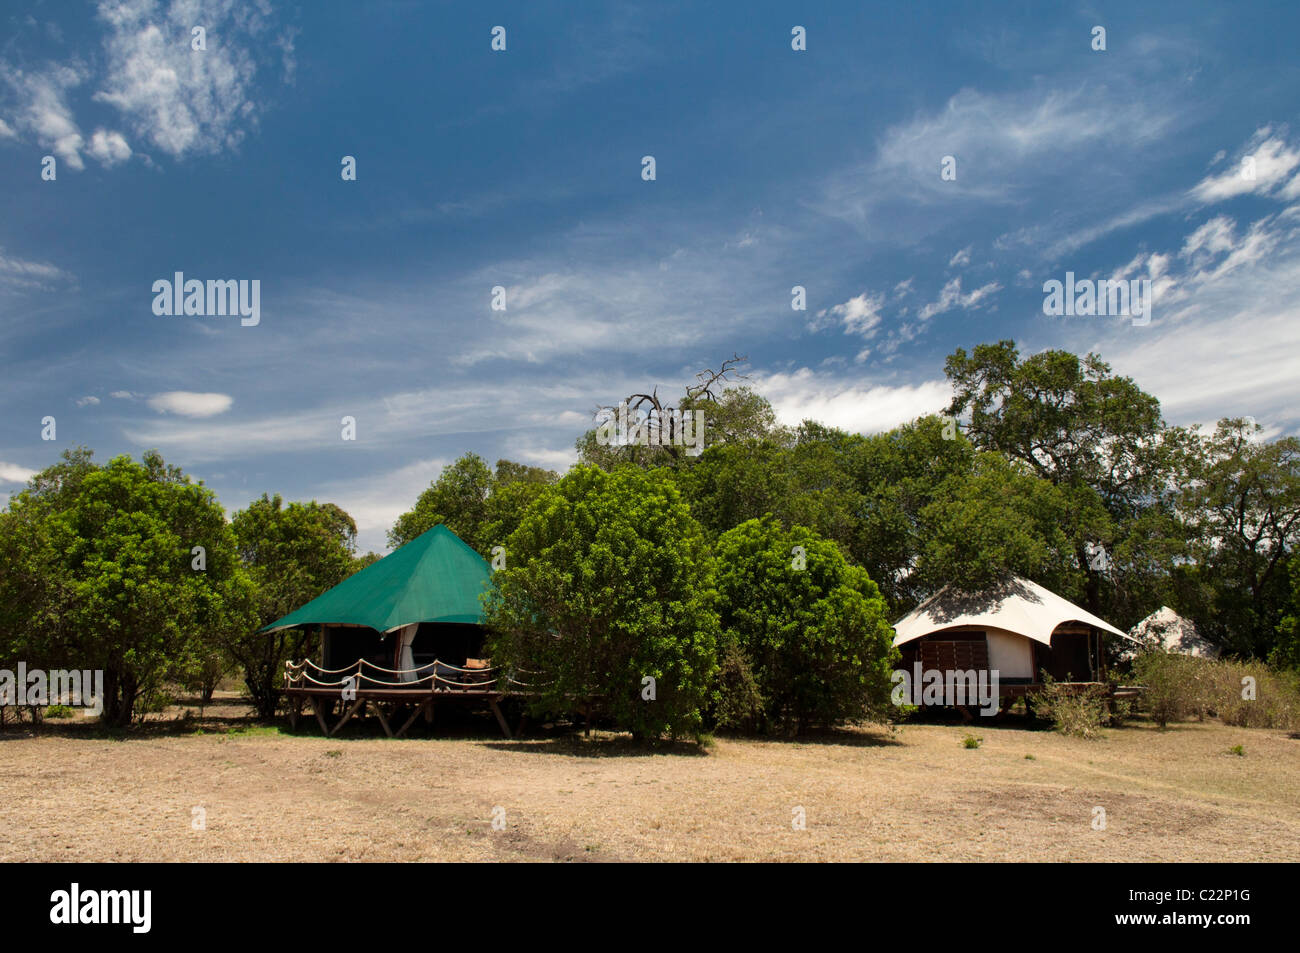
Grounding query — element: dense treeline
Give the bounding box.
[3,341,1299,734]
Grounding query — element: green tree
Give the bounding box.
[944,341,1188,620]
[714,517,897,733]
[0,449,248,727]
[229,494,360,718]
[389,455,558,556]
[1179,418,1300,657]
[828,415,977,611]
[917,451,1108,599]
[389,453,493,551]
[484,465,719,740]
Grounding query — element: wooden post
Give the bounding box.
[310,696,330,735]
[373,702,394,738]
[331,698,365,736]
[489,698,512,739]
[397,699,432,737]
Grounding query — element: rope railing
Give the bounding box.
[284,656,535,692]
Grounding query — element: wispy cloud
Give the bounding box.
[916,276,1001,321]
[146,391,233,417]
[93,0,286,158]
[0,462,36,484]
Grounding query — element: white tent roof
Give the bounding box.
[1125,606,1218,659]
[892,575,1132,647]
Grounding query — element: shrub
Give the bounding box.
[1029,674,1109,738]
[1130,653,1206,728]
[711,635,765,732]
[962,734,981,749]
[1130,653,1300,730]
[713,517,897,733]
[485,466,720,741]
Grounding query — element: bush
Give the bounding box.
[713,517,898,733]
[1130,653,1300,730]
[1130,653,1208,728]
[711,635,765,732]
[485,466,720,741]
[1029,675,1109,738]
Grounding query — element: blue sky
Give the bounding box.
[3,1,1300,553]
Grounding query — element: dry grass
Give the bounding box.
[1,694,1297,862]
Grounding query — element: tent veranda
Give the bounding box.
[265,526,519,738]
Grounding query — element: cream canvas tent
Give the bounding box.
[1124,606,1218,660]
[892,575,1138,700]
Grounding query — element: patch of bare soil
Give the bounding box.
[1,695,1296,862]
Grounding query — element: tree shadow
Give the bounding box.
[483,734,710,758]
[716,726,906,748]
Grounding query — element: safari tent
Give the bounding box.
[263,525,521,737]
[892,575,1140,707]
[1125,606,1218,659]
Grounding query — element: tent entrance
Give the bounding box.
[1034,627,1102,682]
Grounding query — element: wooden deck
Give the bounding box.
[283,658,538,738]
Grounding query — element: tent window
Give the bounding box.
[919,632,989,673]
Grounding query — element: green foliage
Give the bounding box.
[1178,418,1300,658]
[713,517,898,733]
[962,734,981,749]
[711,634,765,732]
[804,415,977,611]
[388,454,558,555]
[1028,676,1110,738]
[484,465,720,740]
[575,384,787,471]
[0,449,249,727]
[1130,653,1206,728]
[1127,654,1298,730]
[228,493,360,718]
[918,452,1103,598]
[945,340,1190,624]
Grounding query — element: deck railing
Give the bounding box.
[284,657,538,693]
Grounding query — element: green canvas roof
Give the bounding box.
[261,525,492,633]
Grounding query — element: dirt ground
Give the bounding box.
[2,694,1297,862]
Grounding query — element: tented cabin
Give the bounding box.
[892,575,1140,711]
[262,525,520,737]
[1124,606,1218,660]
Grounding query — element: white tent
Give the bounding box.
[1124,606,1218,659]
[893,575,1136,682]
[894,575,1130,646]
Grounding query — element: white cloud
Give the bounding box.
[109,390,136,399]
[0,247,74,291]
[146,391,233,417]
[75,395,101,407]
[1189,128,1300,204]
[948,246,972,268]
[0,462,36,484]
[756,368,952,434]
[1055,203,1300,433]
[1,64,87,169]
[0,118,15,138]
[312,457,449,554]
[816,84,1173,234]
[916,276,1001,321]
[812,291,885,337]
[87,128,132,165]
[93,0,285,158]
